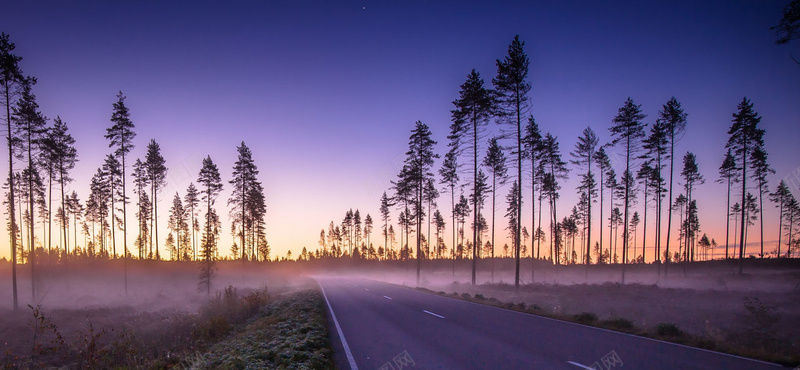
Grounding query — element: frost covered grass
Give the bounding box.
[185,289,334,369]
[0,262,334,369]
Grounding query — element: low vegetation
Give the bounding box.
[0,281,333,369]
[185,289,333,369]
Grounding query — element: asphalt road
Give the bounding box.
[316,277,780,370]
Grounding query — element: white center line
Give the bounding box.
[566,361,595,369]
[383,295,393,300]
[423,310,445,319]
[365,288,370,292]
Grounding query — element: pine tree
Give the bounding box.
[642,118,668,264]
[400,121,438,283]
[660,98,687,274]
[750,147,774,258]
[493,35,531,288]
[609,97,647,282]
[67,191,82,255]
[89,168,111,257]
[229,142,258,261]
[423,179,438,260]
[13,79,47,301]
[717,149,737,260]
[593,147,611,265]
[105,91,135,292]
[730,202,742,256]
[784,196,800,257]
[539,133,569,264]
[433,209,446,258]
[680,152,704,262]
[168,192,186,260]
[364,213,373,257]
[184,183,200,260]
[47,117,77,257]
[2,33,26,309]
[246,179,267,261]
[483,137,507,279]
[470,169,490,261]
[39,124,57,254]
[523,116,542,269]
[570,127,598,269]
[379,191,392,260]
[770,181,792,257]
[354,209,362,254]
[636,164,653,263]
[744,192,759,257]
[452,69,494,285]
[630,211,641,262]
[102,154,122,257]
[145,139,167,259]
[131,158,149,258]
[439,149,459,270]
[771,0,800,46]
[726,98,766,273]
[506,181,520,261]
[197,156,223,295]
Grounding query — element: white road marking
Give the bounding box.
[423,310,445,319]
[383,295,393,300]
[566,361,596,369]
[365,288,370,292]
[318,281,359,370]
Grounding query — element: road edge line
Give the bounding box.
[317,279,359,370]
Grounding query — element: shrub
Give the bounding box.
[601,318,634,332]
[741,297,780,348]
[573,312,598,325]
[656,323,683,337]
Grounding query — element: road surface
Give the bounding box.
[316,277,778,370]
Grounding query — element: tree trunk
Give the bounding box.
[725,173,731,259]
[666,129,675,276]
[738,139,747,274]
[5,80,19,310]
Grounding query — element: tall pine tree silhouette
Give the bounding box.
[401,121,438,284]
[452,69,493,285]
[198,156,223,295]
[145,140,167,259]
[493,35,531,288]
[106,91,135,293]
[726,98,766,274]
[1,33,26,309]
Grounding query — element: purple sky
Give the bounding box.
[1,0,799,260]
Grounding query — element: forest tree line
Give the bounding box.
[1,33,272,307]
[305,36,800,286]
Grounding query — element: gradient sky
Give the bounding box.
[1,0,799,261]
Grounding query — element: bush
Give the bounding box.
[573,312,598,325]
[741,297,780,348]
[657,323,683,337]
[193,285,270,344]
[601,318,635,332]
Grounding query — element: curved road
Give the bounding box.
[316,277,778,370]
